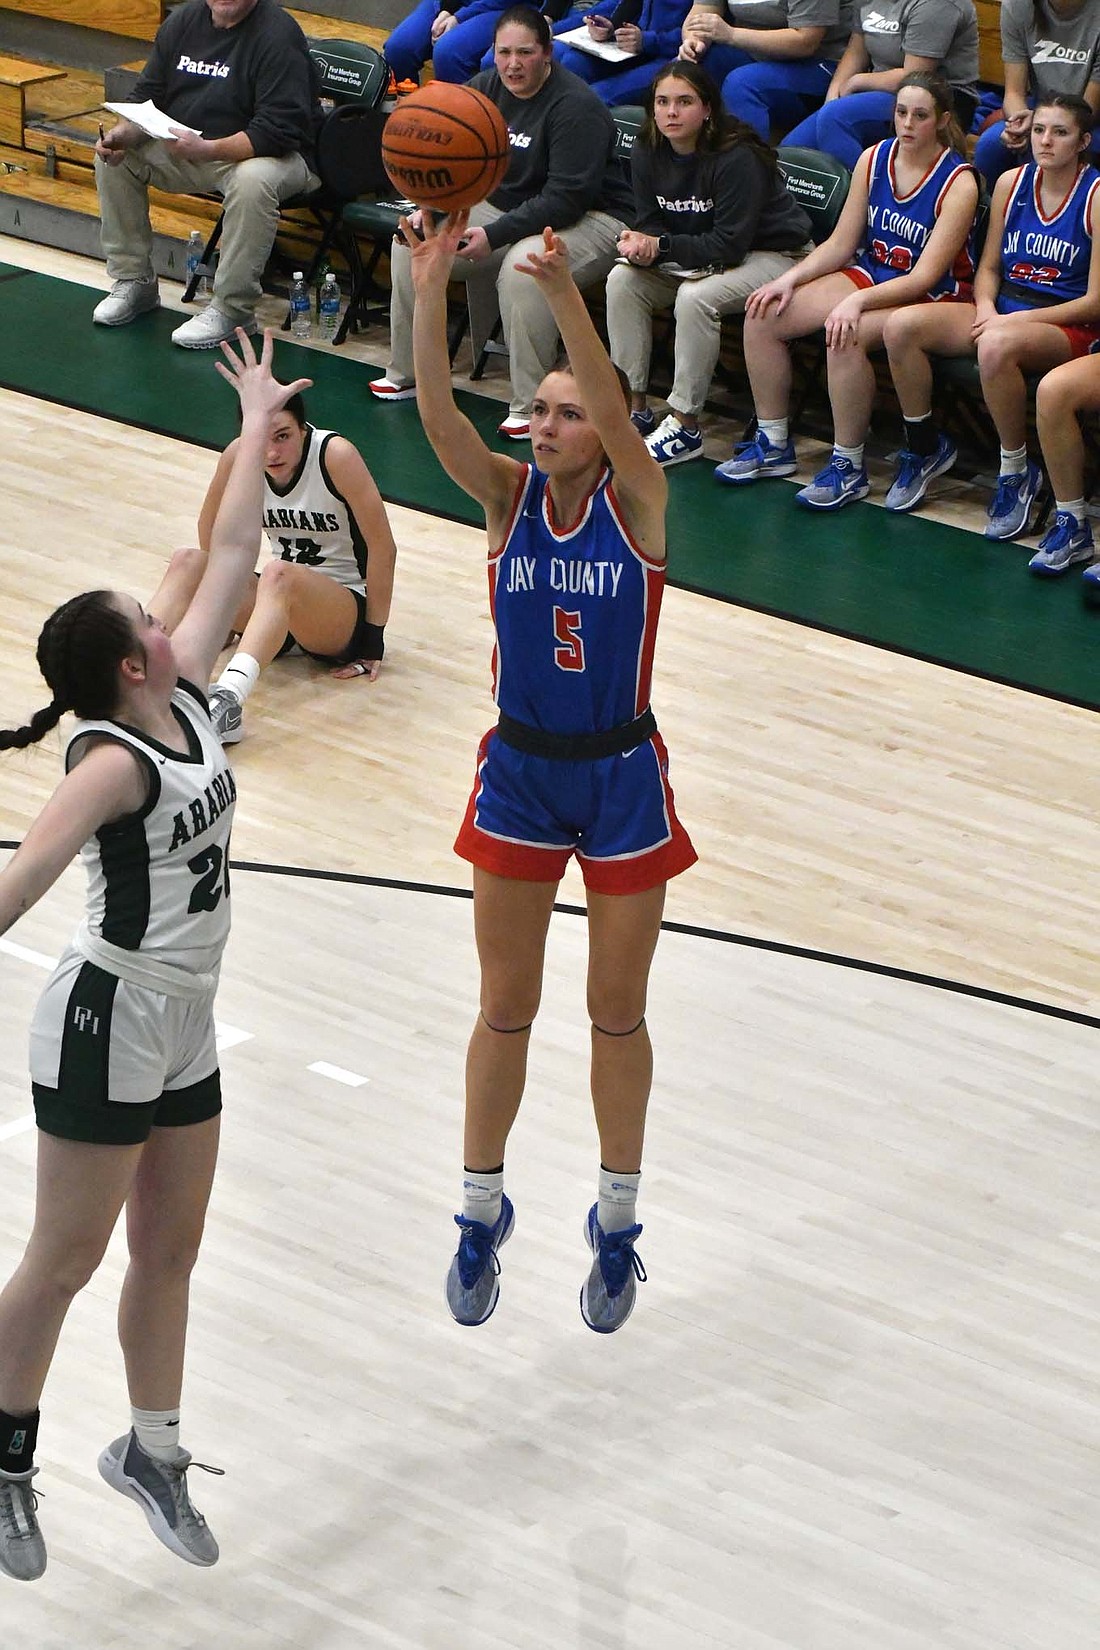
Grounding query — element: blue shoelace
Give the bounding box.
[598,1223,647,1298]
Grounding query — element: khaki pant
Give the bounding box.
[606,245,812,416]
[386,202,625,418]
[96,142,316,321]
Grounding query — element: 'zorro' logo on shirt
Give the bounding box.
[1032,39,1091,66]
[862,10,901,32]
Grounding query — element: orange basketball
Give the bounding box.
[381,83,511,211]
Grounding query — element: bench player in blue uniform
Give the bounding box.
[0,332,309,1583]
[882,92,1100,549]
[718,72,977,509]
[408,208,696,1335]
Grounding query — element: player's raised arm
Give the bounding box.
[515,229,667,560]
[172,331,310,688]
[409,211,524,521]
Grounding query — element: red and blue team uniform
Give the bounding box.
[995,161,1100,356]
[846,139,975,299]
[455,463,697,894]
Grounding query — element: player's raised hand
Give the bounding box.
[406,209,471,293]
[514,227,571,290]
[215,328,312,421]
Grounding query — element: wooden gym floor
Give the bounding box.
[0,238,1098,1647]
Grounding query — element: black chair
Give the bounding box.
[775,145,851,242]
[181,41,389,306]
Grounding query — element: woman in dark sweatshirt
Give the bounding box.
[607,60,813,464]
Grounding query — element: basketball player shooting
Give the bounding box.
[407,212,696,1335]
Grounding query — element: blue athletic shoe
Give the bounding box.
[984,461,1042,541]
[445,1195,514,1326]
[630,407,657,436]
[580,1205,646,1334]
[1028,511,1095,576]
[795,454,870,511]
[714,431,797,484]
[884,435,958,513]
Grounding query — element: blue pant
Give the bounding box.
[694,48,836,141]
[552,45,665,106]
[974,118,1100,187]
[386,1,504,84]
[781,90,897,170]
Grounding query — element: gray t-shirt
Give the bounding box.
[1000,0,1100,94]
[724,0,854,61]
[858,0,978,89]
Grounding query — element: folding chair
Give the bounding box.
[181,41,389,305]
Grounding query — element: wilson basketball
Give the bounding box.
[381,84,511,211]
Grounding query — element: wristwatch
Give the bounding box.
[657,234,672,254]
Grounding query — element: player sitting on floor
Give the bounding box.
[151,395,397,743]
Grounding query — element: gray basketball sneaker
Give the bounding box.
[0,1468,46,1582]
[580,1205,646,1334]
[207,685,244,745]
[98,1431,221,1566]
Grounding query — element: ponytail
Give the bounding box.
[0,702,64,752]
[0,590,138,755]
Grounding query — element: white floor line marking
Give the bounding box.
[308,1061,369,1088]
[0,1116,35,1142]
[0,937,56,970]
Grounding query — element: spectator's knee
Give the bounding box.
[222,157,282,209]
[1035,366,1077,420]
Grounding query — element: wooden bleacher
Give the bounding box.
[0,7,390,270]
[4,0,165,42]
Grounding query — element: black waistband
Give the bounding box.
[999,281,1065,311]
[495,707,657,761]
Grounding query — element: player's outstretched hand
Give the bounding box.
[330,656,382,682]
[215,328,312,422]
[406,209,471,293]
[513,227,572,290]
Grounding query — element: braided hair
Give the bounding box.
[0,591,140,752]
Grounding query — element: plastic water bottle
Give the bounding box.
[290,271,311,340]
[186,230,208,300]
[318,272,341,341]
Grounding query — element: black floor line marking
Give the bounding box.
[3,836,1092,1029]
[227,855,1100,1033]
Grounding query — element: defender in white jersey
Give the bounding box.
[151,392,397,745]
[0,330,309,1584]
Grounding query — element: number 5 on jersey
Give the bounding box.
[554,606,585,672]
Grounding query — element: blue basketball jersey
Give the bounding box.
[488,465,664,736]
[857,139,975,298]
[997,161,1100,311]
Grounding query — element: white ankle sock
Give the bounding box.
[759,418,789,448]
[999,445,1028,477]
[217,652,260,704]
[597,1167,640,1234]
[1056,498,1086,521]
[833,443,864,468]
[130,1406,182,1463]
[461,1167,504,1226]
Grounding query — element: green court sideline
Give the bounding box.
[3,260,1098,710]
